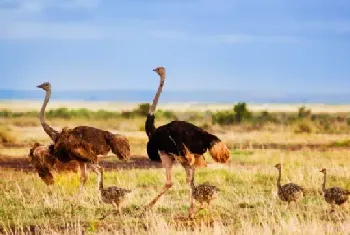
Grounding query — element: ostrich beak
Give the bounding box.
[153,68,156,72]
[37,84,43,89]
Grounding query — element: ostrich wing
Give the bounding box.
[53,128,98,163]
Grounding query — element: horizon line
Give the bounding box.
[1,88,350,95]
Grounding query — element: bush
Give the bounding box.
[298,106,311,119]
[135,103,150,117]
[213,102,251,125]
[155,110,177,119]
[234,102,251,122]
[212,111,235,125]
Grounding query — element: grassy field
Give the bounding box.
[0,102,349,234]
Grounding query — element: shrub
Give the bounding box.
[233,102,251,123]
[135,103,150,117]
[212,111,235,125]
[298,106,311,119]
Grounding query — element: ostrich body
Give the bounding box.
[320,168,349,212]
[32,82,130,195]
[193,182,220,212]
[275,163,304,204]
[144,67,230,217]
[100,167,132,213]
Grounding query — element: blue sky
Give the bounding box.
[0,0,349,93]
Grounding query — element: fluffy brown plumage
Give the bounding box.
[35,82,131,195]
[144,67,230,218]
[275,163,304,203]
[28,142,79,185]
[193,182,220,208]
[28,142,56,185]
[320,168,349,211]
[52,126,130,164]
[100,167,132,213]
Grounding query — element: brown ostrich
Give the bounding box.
[320,168,349,212]
[144,67,230,218]
[274,163,305,204]
[192,182,220,213]
[99,167,132,214]
[31,82,131,195]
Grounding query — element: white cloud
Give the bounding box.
[0,0,101,12]
[1,0,344,43]
[0,22,104,39]
[298,21,350,34]
[0,20,303,44]
[215,34,301,43]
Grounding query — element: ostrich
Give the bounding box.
[33,82,131,195]
[144,66,230,217]
[320,168,349,212]
[99,167,132,214]
[192,182,220,213]
[274,163,305,205]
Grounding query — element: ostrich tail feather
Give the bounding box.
[107,134,131,160]
[209,141,230,163]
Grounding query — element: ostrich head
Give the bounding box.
[274,163,281,170]
[319,168,327,174]
[36,82,51,91]
[28,142,56,185]
[153,67,166,80]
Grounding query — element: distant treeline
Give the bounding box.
[0,103,175,120]
[1,103,350,134]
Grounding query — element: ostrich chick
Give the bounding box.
[274,163,305,204]
[320,168,349,212]
[100,167,132,213]
[193,182,220,212]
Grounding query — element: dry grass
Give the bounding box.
[0,125,17,145]
[1,101,350,234]
[0,149,349,234]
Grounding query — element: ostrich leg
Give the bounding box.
[145,154,174,210]
[89,163,102,192]
[185,166,195,218]
[77,162,88,198]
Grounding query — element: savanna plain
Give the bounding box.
[0,101,350,234]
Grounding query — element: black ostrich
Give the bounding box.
[144,66,230,217]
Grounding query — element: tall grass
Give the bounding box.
[0,125,16,144]
[0,149,349,234]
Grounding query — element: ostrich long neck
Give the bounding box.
[277,168,282,190]
[145,75,165,138]
[149,76,165,115]
[40,89,58,141]
[322,172,326,192]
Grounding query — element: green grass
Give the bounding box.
[0,149,349,234]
